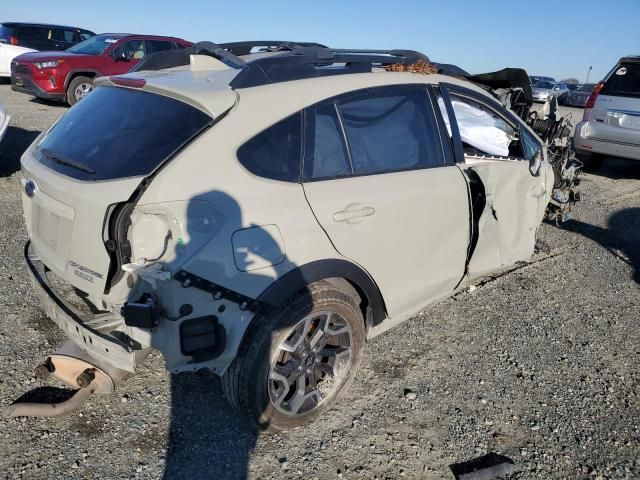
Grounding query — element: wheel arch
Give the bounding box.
[257,259,388,330]
[64,70,100,89]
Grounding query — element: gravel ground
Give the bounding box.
[0,84,639,480]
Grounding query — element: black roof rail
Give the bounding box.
[229,47,430,88]
[131,41,246,72]
[219,41,328,56]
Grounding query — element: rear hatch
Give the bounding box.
[20,84,217,297]
[589,59,640,145]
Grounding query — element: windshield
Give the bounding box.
[534,81,554,89]
[566,84,580,91]
[67,34,122,55]
[578,83,596,92]
[36,87,212,181]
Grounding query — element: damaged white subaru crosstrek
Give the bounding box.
[9,42,579,429]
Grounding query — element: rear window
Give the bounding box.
[0,24,16,42]
[602,62,640,98]
[36,87,212,181]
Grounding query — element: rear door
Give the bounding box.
[590,60,640,144]
[438,85,551,279]
[302,85,470,317]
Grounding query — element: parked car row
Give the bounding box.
[528,74,597,107]
[11,33,191,104]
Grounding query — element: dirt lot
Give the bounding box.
[0,84,639,480]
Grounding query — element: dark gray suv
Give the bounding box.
[0,22,95,51]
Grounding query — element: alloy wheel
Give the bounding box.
[268,310,353,416]
[74,83,93,102]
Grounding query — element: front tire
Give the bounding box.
[222,281,366,431]
[66,76,94,106]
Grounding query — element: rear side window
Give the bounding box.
[338,89,444,175]
[307,104,351,179]
[602,62,640,98]
[146,40,175,54]
[17,25,48,40]
[237,113,302,182]
[36,87,212,181]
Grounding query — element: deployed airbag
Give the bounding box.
[438,98,514,157]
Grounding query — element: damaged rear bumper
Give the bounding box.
[24,240,140,372]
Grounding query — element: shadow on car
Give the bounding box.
[146,190,312,478]
[0,126,40,177]
[564,207,640,285]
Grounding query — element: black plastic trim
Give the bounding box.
[256,259,387,327]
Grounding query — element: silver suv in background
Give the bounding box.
[574,56,640,167]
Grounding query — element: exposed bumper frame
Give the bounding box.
[24,240,138,372]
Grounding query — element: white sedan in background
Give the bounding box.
[0,41,35,78]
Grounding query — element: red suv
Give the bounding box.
[11,33,192,105]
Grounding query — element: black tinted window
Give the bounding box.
[237,113,302,182]
[307,104,351,179]
[338,89,443,175]
[53,28,75,43]
[18,26,48,40]
[0,24,16,41]
[146,40,174,54]
[36,87,211,181]
[602,62,640,98]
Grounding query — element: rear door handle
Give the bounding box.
[333,204,376,224]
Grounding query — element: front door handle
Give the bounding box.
[333,204,376,224]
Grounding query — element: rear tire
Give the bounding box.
[66,76,94,106]
[222,281,366,431]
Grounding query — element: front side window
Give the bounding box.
[36,87,212,181]
[53,28,76,43]
[439,94,519,158]
[112,40,146,60]
[237,113,302,182]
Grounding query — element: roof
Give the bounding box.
[1,21,93,31]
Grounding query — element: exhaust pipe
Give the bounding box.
[3,341,133,418]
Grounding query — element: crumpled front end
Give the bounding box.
[527,97,582,223]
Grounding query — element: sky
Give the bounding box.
[4,0,639,82]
